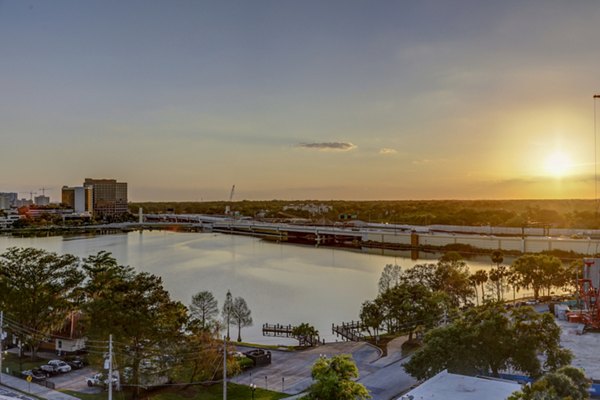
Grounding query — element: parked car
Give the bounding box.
[86,372,118,388]
[21,368,48,382]
[67,358,86,369]
[40,360,72,374]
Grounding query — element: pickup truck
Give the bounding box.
[40,360,72,374]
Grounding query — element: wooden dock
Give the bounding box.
[262,323,320,347]
[332,321,364,342]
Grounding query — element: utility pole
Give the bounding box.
[108,334,113,400]
[0,311,3,384]
[223,336,227,400]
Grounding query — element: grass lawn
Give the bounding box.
[2,352,47,374]
[63,382,290,400]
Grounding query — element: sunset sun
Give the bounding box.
[543,151,573,177]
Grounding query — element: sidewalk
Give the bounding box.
[0,373,80,400]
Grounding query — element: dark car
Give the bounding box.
[22,368,48,382]
[67,358,85,369]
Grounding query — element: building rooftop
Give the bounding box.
[399,370,521,400]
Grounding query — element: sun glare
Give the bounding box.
[544,151,573,177]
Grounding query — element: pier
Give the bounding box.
[332,321,364,342]
[262,323,320,347]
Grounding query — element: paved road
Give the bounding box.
[0,373,80,400]
[230,338,417,400]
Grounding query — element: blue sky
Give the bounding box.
[2,1,600,201]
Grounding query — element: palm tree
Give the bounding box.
[471,270,488,304]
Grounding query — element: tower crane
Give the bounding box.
[229,185,235,202]
[38,187,51,196]
[225,185,235,215]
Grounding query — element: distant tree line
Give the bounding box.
[131,199,600,229]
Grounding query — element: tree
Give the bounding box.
[0,247,84,358]
[81,252,188,398]
[175,327,228,385]
[378,264,402,294]
[511,255,566,300]
[231,296,252,342]
[487,265,510,302]
[306,354,371,400]
[189,291,218,330]
[433,252,473,306]
[222,290,233,340]
[404,303,572,380]
[491,250,504,267]
[403,258,472,308]
[292,323,319,346]
[509,366,590,400]
[470,270,488,303]
[378,282,446,340]
[359,300,384,338]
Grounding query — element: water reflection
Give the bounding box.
[0,231,519,344]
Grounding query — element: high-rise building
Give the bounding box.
[83,178,128,217]
[34,195,50,206]
[61,186,93,213]
[0,192,18,209]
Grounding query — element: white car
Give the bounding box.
[86,373,118,388]
[40,360,71,374]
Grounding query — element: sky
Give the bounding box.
[2,0,600,202]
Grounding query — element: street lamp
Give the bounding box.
[250,383,256,400]
[595,95,600,215]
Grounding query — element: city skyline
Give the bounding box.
[2,1,600,201]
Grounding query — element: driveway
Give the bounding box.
[230,339,417,400]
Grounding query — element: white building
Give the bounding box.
[399,370,521,400]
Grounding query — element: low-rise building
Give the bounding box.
[398,370,521,400]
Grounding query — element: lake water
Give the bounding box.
[0,231,508,344]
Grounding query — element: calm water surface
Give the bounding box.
[0,231,503,343]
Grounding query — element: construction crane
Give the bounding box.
[38,187,51,196]
[225,185,235,215]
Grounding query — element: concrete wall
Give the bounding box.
[370,231,600,255]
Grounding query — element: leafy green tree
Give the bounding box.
[222,290,233,341]
[306,354,371,400]
[0,247,84,358]
[175,327,228,385]
[511,255,565,300]
[378,264,402,294]
[231,296,252,342]
[379,282,446,340]
[509,366,590,400]
[404,303,572,380]
[189,290,219,330]
[292,323,319,346]
[81,252,188,398]
[359,300,384,338]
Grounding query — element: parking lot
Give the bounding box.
[45,367,102,394]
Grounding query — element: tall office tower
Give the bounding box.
[83,178,128,218]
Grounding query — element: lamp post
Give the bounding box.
[595,95,600,216]
[250,383,256,400]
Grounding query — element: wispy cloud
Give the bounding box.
[379,148,397,155]
[297,142,357,151]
